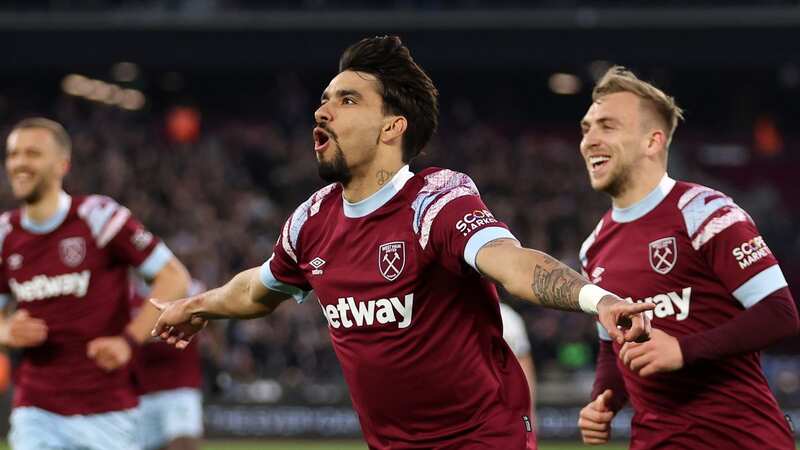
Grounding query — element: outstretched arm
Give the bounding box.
[476,238,653,344]
[151,267,291,348]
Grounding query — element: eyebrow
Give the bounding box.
[581,116,619,128]
[321,89,364,102]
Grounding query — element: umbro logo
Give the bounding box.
[310,257,326,275]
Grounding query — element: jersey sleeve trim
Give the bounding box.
[412,169,481,248]
[97,207,132,248]
[690,207,749,250]
[136,242,174,279]
[0,212,12,252]
[732,264,788,308]
[579,218,604,268]
[77,195,135,248]
[597,321,612,341]
[282,183,338,263]
[418,186,479,249]
[0,294,10,309]
[463,227,517,272]
[259,256,310,304]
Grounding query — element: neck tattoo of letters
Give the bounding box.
[376,169,396,186]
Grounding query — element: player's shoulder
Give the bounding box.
[410,167,481,234]
[74,194,133,248]
[414,167,480,196]
[280,183,341,261]
[672,180,752,249]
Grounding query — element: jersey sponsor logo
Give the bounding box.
[628,287,691,321]
[9,270,91,302]
[322,293,414,329]
[7,253,23,270]
[378,241,406,282]
[309,257,326,275]
[649,237,677,275]
[59,237,86,267]
[732,235,771,269]
[455,209,498,237]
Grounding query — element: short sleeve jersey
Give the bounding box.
[580,176,794,449]
[261,167,533,448]
[0,193,174,415]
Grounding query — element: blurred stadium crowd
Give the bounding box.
[1,67,798,408]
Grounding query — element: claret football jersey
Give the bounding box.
[262,166,535,448]
[0,192,174,415]
[580,175,794,449]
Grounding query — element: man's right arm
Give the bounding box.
[151,267,292,348]
[578,333,628,445]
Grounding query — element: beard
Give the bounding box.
[317,145,353,185]
[597,162,632,199]
[12,177,47,205]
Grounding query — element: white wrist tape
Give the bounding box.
[579,284,614,314]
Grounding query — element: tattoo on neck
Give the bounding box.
[376,169,396,186]
[531,255,583,311]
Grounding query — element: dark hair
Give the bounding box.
[339,36,439,163]
[11,117,72,154]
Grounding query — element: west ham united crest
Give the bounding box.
[378,241,406,282]
[649,237,677,275]
[59,237,86,268]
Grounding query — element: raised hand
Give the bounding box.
[578,389,615,445]
[597,296,654,345]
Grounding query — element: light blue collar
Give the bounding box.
[343,166,414,218]
[21,191,72,234]
[612,174,675,223]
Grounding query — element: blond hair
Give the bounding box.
[10,117,72,155]
[593,66,684,147]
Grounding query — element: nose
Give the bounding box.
[580,129,600,154]
[314,103,332,124]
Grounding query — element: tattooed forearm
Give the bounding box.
[376,169,396,186]
[530,255,585,311]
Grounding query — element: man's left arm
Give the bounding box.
[421,180,652,343]
[86,202,190,371]
[475,238,652,344]
[125,256,190,344]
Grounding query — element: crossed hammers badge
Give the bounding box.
[649,237,677,275]
[379,241,406,281]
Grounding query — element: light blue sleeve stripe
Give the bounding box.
[732,264,788,308]
[259,256,310,304]
[597,321,612,341]
[463,227,517,272]
[137,242,174,279]
[0,294,10,310]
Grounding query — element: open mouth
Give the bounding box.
[588,155,611,172]
[13,171,34,183]
[313,128,331,153]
